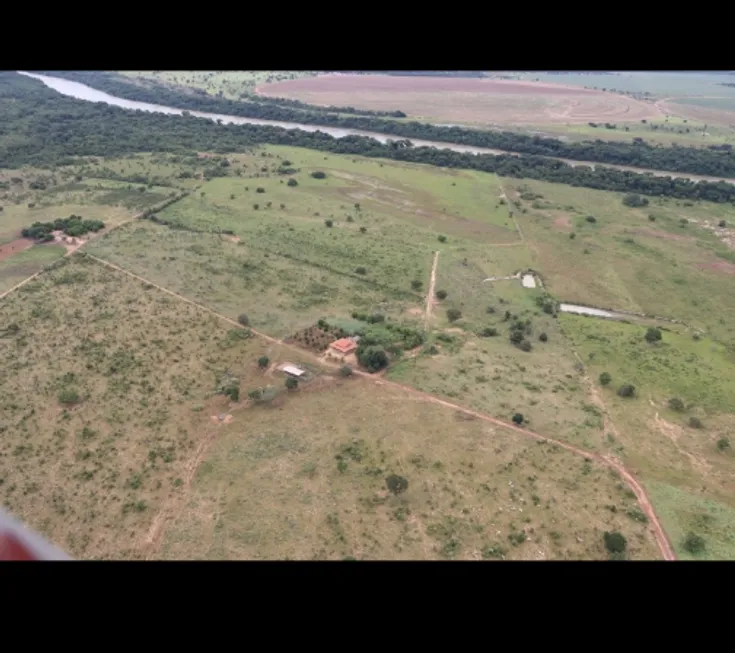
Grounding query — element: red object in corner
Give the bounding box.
[0,533,37,561]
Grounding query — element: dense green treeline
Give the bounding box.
[32,70,735,179]
[3,73,735,203]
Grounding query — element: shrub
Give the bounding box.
[599,372,612,386]
[586,215,597,223]
[355,266,367,275]
[480,327,498,337]
[519,339,532,352]
[446,308,462,322]
[435,289,448,300]
[311,171,326,179]
[359,227,367,233]
[248,389,262,401]
[617,384,636,398]
[509,330,524,345]
[438,235,447,243]
[717,437,730,452]
[539,332,548,342]
[668,397,685,412]
[486,306,496,314]
[256,187,265,193]
[287,178,298,187]
[253,203,259,210]
[58,388,80,406]
[644,327,662,343]
[324,219,334,228]
[386,474,409,495]
[358,346,389,373]
[258,356,269,369]
[603,531,627,555]
[648,215,656,221]
[622,193,649,208]
[224,386,239,402]
[569,232,576,239]
[682,532,705,555]
[339,365,353,378]
[719,220,727,228]
[411,279,423,291]
[285,377,298,390]
[512,413,524,425]
[238,314,249,326]
[688,416,703,429]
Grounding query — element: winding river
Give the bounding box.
[18,72,735,186]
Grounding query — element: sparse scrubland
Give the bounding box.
[2,71,735,560]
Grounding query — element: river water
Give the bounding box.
[18,72,735,185]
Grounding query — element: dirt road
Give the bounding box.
[424,251,439,329]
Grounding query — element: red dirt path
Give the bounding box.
[0,238,34,262]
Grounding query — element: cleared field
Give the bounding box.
[660,100,735,128]
[518,115,735,148]
[86,146,520,337]
[388,276,604,451]
[561,314,735,558]
[506,180,735,346]
[120,71,317,100]
[159,377,659,560]
[256,74,663,127]
[0,244,65,293]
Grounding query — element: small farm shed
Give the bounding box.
[281,364,306,378]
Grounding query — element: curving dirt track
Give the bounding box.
[424,251,439,329]
[256,74,663,127]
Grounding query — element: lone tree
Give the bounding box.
[287,178,298,187]
[311,171,327,179]
[622,193,649,208]
[539,332,548,342]
[437,235,447,243]
[586,215,597,223]
[359,226,367,234]
[617,384,636,398]
[238,314,250,326]
[599,372,612,386]
[355,266,367,275]
[512,413,524,425]
[603,531,627,557]
[411,279,423,291]
[668,397,685,412]
[435,289,448,300]
[447,308,462,322]
[358,346,389,373]
[258,356,269,369]
[386,474,409,496]
[285,376,298,390]
[682,532,705,555]
[325,219,333,228]
[688,416,703,429]
[519,339,532,352]
[645,327,662,343]
[719,220,727,228]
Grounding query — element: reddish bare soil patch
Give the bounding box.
[696,260,735,275]
[0,238,34,262]
[256,74,662,126]
[552,215,571,230]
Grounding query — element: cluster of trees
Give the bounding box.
[5,73,735,204]
[31,72,735,178]
[22,215,104,241]
[33,71,407,119]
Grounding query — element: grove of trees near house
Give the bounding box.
[5,73,735,204]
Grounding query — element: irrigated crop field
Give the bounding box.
[3,136,735,560]
[256,74,664,128]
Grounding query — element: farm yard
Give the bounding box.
[3,91,735,560]
[255,74,664,128]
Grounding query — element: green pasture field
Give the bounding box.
[0,245,65,293]
[505,180,735,346]
[120,71,318,100]
[159,376,660,560]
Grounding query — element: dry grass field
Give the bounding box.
[256,74,663,127]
